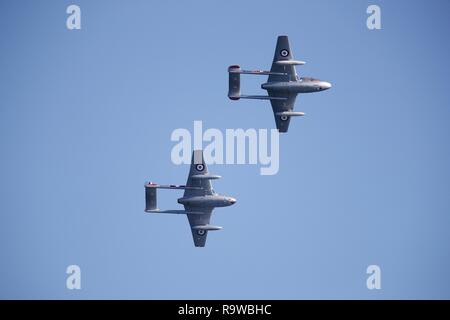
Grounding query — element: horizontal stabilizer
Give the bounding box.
[191,174,221,180]
[228,66,241,100]
[276,111,305,117]
[275,60,306,66]
[191,224,223,231]
[145,187,157,211]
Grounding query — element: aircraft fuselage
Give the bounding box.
[261,78,331,94]
[178,195,237,208]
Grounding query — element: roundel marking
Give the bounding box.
[196,164,204,171]
[280,115,289,121]
[280,49,289,57]
[197,229,206,236]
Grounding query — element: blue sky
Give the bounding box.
[1,0,450,299]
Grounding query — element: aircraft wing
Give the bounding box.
[186,207,214,247]
[184,150,213,197]
[268,91,297,133]
[268,35,298,83]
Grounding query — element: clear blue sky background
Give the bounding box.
[1,0,449,299]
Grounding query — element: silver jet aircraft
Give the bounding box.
[228,35,332,132]
[144,150,236,247]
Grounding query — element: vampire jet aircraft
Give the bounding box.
[144,150,236,247]
[228,35,332,133]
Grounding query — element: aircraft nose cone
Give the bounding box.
[322,81,332,90]
[229,198,237,205]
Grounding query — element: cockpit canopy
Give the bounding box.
[298,77,319,82]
